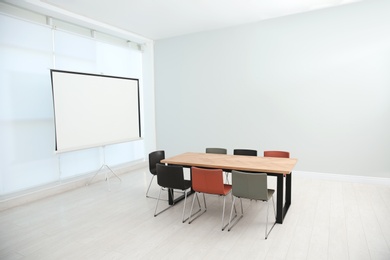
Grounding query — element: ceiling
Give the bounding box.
[8,0,362,40]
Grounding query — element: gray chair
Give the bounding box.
[206,147,230,183]
[227,170,276,239]
[205,148,227,154]
[233,149,257,156]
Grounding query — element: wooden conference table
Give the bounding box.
[161,152,298,224]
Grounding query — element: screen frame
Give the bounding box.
[50,69,141,153]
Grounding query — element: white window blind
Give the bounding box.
[0,13,145,195]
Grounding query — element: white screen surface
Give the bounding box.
[51,70,141,153]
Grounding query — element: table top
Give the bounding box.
[161,152,298,175]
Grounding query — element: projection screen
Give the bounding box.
[50,70,141,153]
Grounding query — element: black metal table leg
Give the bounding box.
[285,172,292,215]
[168,188,174,205]
[276,174,284,224]
[168,188,194,205]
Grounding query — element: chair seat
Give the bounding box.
[200,184,232,195]
[236,189,274,201]
[161,179,192,191]
[183,180,192,190]
[222,184,232,195]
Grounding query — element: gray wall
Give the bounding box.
[154,0,390,177]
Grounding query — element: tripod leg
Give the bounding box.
[106,165,122,182]
[86,164,105,185]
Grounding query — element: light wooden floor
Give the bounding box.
[0,168,389,260]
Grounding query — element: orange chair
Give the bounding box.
[264,151,290,177]
[263,150,290,158]
[188,167,236,230]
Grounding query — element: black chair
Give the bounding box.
[154,164,192,223]
[146,150,165,199]
[233,149,257,156]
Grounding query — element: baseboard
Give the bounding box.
[2,166,388,211]
[294,171,390,185]
[0,160,148,211]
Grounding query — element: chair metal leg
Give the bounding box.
[154,187,162,216]
[265,199,269,239]
[181,190,188,223]
[146,175,168,201]
[188,193,207,224]
[221,192,238,231]
[221,196,228,230]
[146,175,155,198]
[230,192,238,217]
[228,197,236,230]
[154,188,173,217]
[265,195,277,239]
[240,197,244,215]
[189,192,232,231]
[183,191,201,223]
[202,193,207,210]
[228,197,243,231]
[272,195,276,217]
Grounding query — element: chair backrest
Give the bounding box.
[233,149,257,156]
[205,148,227,154]
[231,170,268,201]
[191,167,225,195]
[156,163,185,190]
[263,150,290,158]
[149,150,165,175]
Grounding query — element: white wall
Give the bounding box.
[142,41,157,155]
[154,1,390,178]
